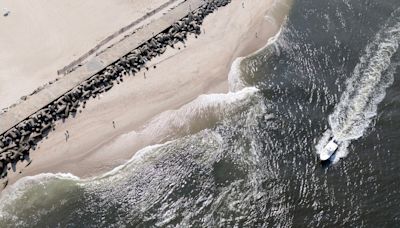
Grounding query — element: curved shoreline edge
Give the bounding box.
[0,0,232,180]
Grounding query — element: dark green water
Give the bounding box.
[1,0,400,227]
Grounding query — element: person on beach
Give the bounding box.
[112,121,116,129]
[65,130,70,141]
[3,8,10,17]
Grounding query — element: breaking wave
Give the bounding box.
[0,19,285,227]
[2,0,399,226]
[0,88,276,228]
[93,86,261,159]
[0,87,266,227]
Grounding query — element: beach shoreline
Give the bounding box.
[4,0,292,187]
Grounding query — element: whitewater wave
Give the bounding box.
[0,46,267,225]
[89,7,291,172]
[0,95,275,227]
[228,27,283,92]
[0,173,79,206]
[317,8,400,161]
[90,86,261,168]
[0,4,290,225]
[0,84,262,209]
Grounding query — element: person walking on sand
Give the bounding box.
[112,121,116,129]
[3,8,10,17]
[65,130,70,141]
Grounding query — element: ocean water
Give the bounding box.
[1,0,400,227]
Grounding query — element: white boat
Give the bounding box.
[319,138,338,161]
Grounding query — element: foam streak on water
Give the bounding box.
[320,8,400,161]
[5,0,400,226]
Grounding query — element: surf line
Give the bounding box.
[0,0,233,180]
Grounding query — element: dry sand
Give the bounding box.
[6,0,292,185]
[0,0,179,110]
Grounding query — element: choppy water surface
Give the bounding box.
[1,0,400,227]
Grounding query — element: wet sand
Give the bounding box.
[6,0,292,185]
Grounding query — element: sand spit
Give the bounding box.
[0,0,232,182]
[2,0,292,187]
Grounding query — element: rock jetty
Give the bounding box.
[0,0,231,179]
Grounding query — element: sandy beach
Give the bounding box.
[0,0,180,110]
[2,0,400,226]
[5,0,291,185]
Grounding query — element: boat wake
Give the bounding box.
[317,8,400,163]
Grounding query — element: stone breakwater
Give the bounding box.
[57,0,181,76]
[0,0,231,179]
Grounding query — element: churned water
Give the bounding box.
[1,0,400,227]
